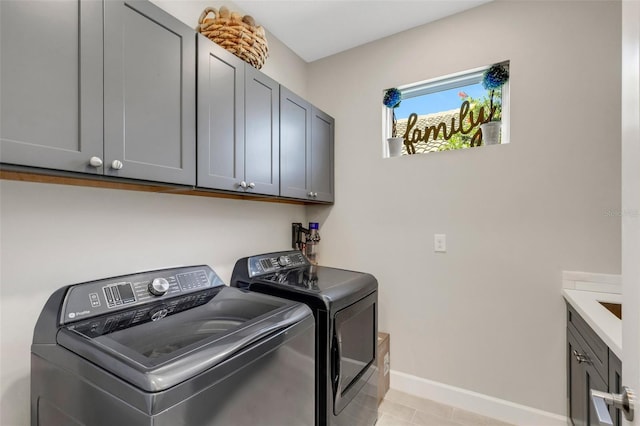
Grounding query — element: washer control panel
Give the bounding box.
[248,251,309,278]
[66,288,219,337]
[61,266,223,324]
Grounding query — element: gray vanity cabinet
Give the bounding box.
[104,0,195,185]
[1,0,196,186]
[0,0,103,174]
[197,36,280,195]
[280,88,334,203]
[567,303,622,426]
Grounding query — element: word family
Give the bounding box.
[402,100,497,153]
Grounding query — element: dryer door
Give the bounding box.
[332,291,377,416]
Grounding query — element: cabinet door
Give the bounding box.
[244,66,280,196]
[0,0,103,173]
[104,0,195,185]
[589,372,608,426]
[311,108,334,203]
[280,87,311,199]
[609,352,622,426]
[568,329,587,426]
[568,328,609,426]
[196,35,245,191]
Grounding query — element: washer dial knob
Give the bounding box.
[148,278,170,296]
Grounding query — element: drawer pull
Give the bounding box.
[573,349,590,364]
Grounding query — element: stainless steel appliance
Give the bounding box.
[231,251,378,426]
[31,265,315,426]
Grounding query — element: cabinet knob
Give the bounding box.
[89,157,103,168]
[111,160,124,170]
[308,192,314,198]
[248,182,255,189]
[572,349,590,364]
[239,181,248,189]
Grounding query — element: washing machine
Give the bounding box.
[231,251,378,426]
[31,265,315,426]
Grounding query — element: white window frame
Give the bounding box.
[383,62,510,156]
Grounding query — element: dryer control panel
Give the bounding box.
[60,265,224,325]
[247,251,309,278]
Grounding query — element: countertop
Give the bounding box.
[562,270,622,358]
[563,289,622,358]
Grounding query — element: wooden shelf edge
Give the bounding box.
[0,169,307,206]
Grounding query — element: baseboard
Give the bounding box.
[390,370,568,426]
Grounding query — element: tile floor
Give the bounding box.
[378,389,514,426]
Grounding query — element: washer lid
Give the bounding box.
[57,286,311,392]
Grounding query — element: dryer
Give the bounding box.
[231,251,378,426]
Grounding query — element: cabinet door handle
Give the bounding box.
[111,160,124,170]
[573,349,590,364]
[239,181,248,189]
[248,182,255,189]
[308,191,314,198]
[89,157,103,168]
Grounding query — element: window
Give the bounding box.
[384,62,510,156]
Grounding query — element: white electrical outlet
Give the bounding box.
[434,234,447,252]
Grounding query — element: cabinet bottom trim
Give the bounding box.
[0,169,307,205]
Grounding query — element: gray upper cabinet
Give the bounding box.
[280,87,334,203]
[0,0,195,186]
[280,88,312,200]
[310,108,335,203]
[244,66,280,196]
[0,0,103,174]
[197,36,279,196]
[104,0,196,185]
[197,35,245,191]
[2,0,333,202]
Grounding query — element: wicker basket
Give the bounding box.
[198,6,269,70]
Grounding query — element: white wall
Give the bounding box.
[0,2,309,424]
[0,184,307,426]
[151,0,308,97]
[307,0,621,416]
